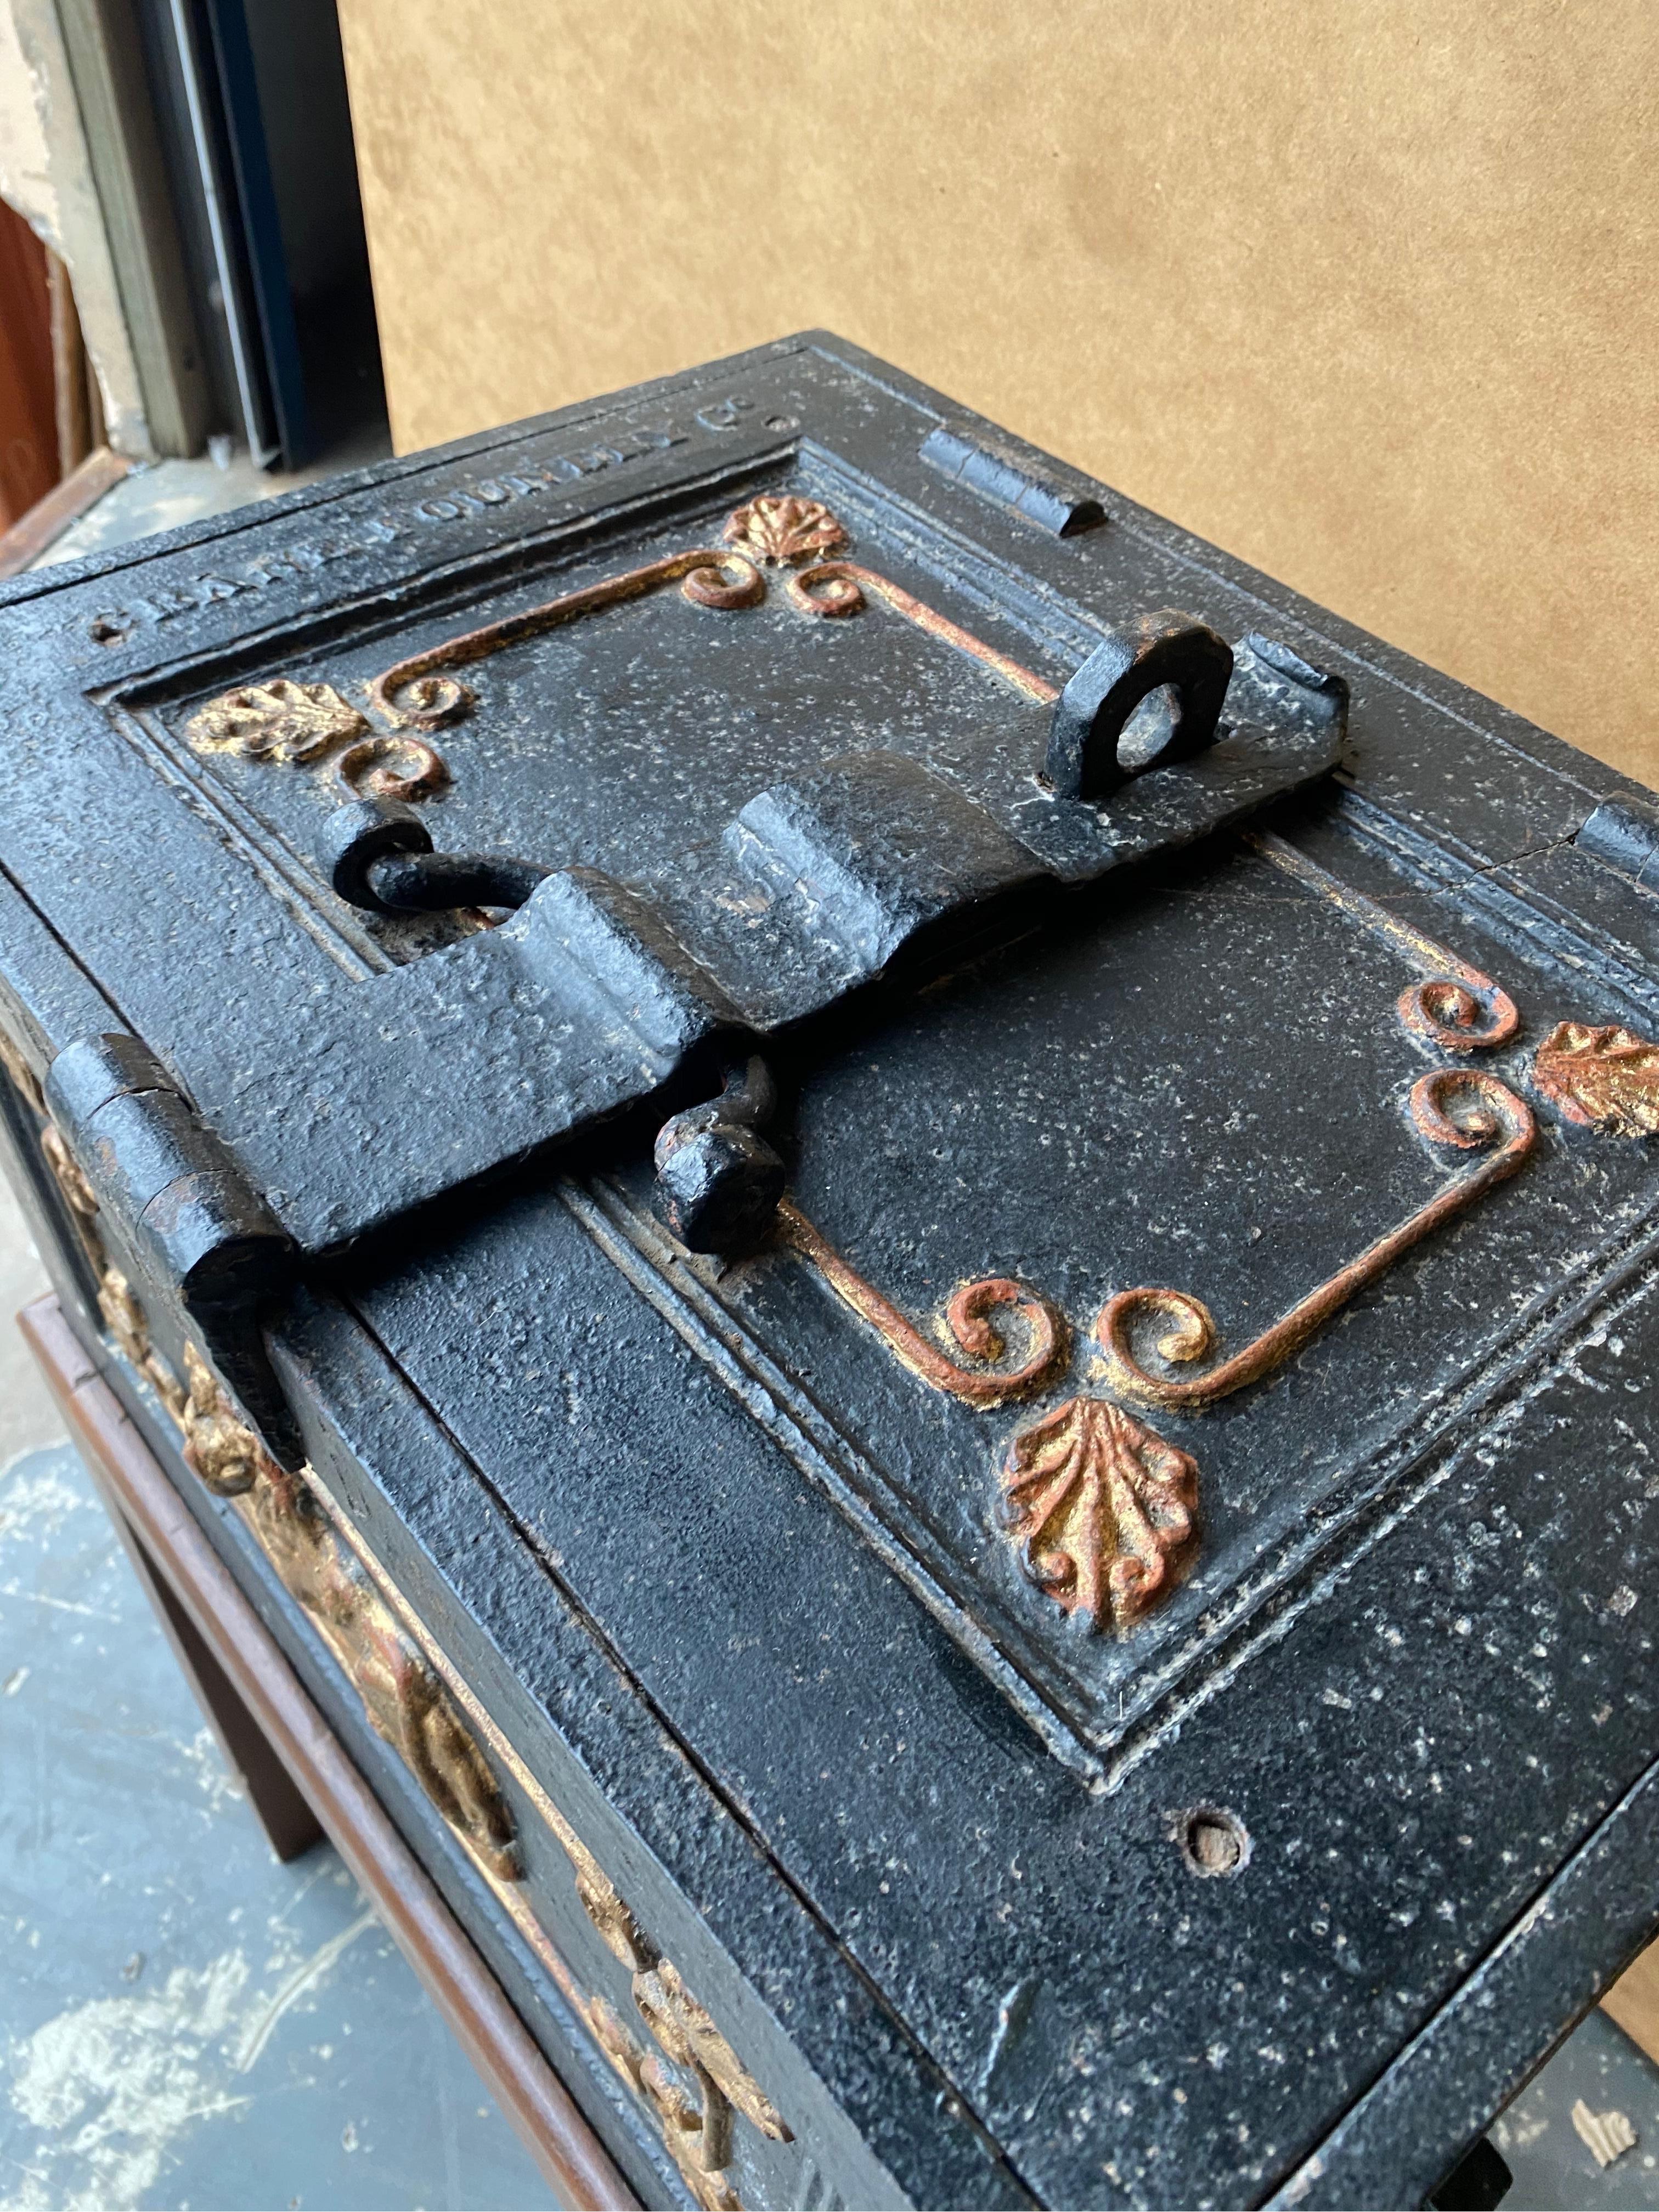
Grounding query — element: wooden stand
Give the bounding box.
[18,1292,634,2212]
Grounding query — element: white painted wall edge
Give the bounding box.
[0,0,154,459]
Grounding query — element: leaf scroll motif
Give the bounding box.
[998,1396,1198,1631]
[721,494,847,567]
[186,677,366,762]
[1533,1020,1659,1136]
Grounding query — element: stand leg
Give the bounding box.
[84,1451,326,1861]
[120,1500,326,1860]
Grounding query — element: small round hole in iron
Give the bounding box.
[1118,683,1179,771]
[1177,1804,1250,1879]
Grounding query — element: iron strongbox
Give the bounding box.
[5,331,1659,2208]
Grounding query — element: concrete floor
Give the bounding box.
[7,452,1659,2210]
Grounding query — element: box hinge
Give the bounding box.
[44,1033,302,1468]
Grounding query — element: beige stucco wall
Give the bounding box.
[336,3,1658,783]
[0,0,58,241]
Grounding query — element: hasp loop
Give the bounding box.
[1045,609,1234,803]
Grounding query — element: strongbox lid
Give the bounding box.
[8,333,1659,2207]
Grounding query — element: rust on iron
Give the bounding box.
[336,732,450,803]
[1248,830,1520,1052]
[1533,1020,1659,1135]
[775,1196,1065,1406]
[997,1395,1198,1632]
[368,546,766,727]
[1099,1068,1537,1411]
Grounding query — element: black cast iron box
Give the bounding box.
[5,332,1659,2209]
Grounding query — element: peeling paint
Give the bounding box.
[1571,2096,1638,2168]
[6,1951,253,2208]
[4,1906,399,2208]
[0,1464,94,1550]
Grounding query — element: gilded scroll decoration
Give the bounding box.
[173,1289,784,2193]
[786,559,1063,701]
[477,1780,787,2211]
[1532,1021,1659,1136]
[185,1381,527,1879]
[95,1266,187,1420]
[303,1416,793,2205]
[186,678,367,761]
[183,676,453,805]
[40,1121,99,1229]
[1398,976,1519,1054]
[1246,831,1520,1053]
[0,1026,44,1115]
[366,545,766,730]
[211,490,1077,782]
[357,491,1073,738]
[12,1080,790,2205]
[370,670,474,729]
[636,1959,792,2147]
[580,1989,744,2210]
[35,1115,191,1423]
[775,1056,1543,1635]
[1098,1070,1536,1411]
[778,1061,1548,1424]
[776,1197,1064,1406]
[998,1396,1198,1631]
[336,733,449,802]
[247,1480,522,1877]
[583,1994,740,2208]
[572,1844,791,2183]
[303,1441,791,2210]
